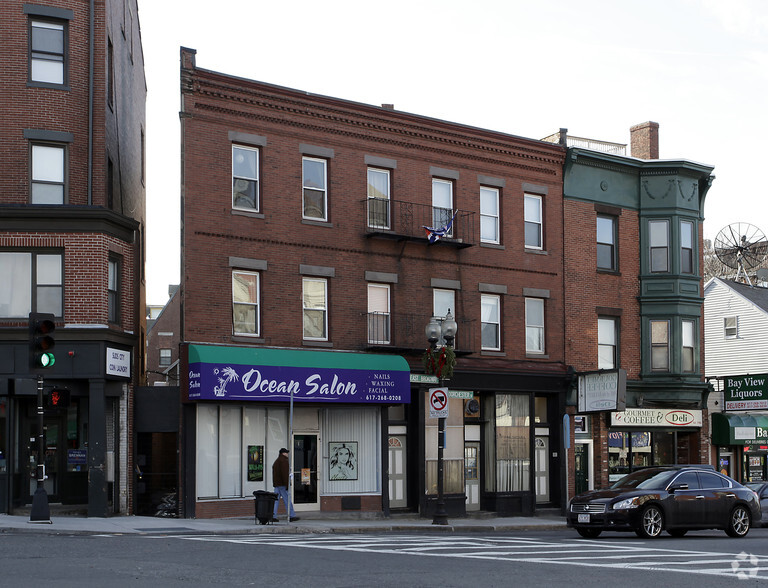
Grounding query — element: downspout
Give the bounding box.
[87,0,94,205]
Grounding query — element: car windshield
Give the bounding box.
[610,469,678,490]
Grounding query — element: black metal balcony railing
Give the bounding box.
[363,199,476,248]
[365,312,475,354]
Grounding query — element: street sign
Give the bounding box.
[429,387,449,418]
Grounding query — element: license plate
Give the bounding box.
[578,514,590,523]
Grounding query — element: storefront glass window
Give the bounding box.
[494,394,530,492]
[196,405,219,498]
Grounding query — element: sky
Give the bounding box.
[137,0,768,305]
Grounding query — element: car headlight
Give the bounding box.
[613,497,640,510]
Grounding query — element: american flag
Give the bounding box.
[423,211,457,244]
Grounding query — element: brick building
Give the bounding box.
[178,47,571,519]
[0,0,146,515]
[558,123,715,496]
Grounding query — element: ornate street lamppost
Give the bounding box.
[424,310,457,526]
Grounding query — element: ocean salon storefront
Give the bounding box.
[607,408,703,483]
[179,344,410,519]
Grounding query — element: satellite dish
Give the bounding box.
[714,223,768,285]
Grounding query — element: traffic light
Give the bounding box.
[48,388,70,409]
[29,312,56,370]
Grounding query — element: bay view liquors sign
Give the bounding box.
[185,344,410,404]
[577,369,627,412]
[724,374,768,411]
[611,408,703,428]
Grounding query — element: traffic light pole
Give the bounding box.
[29,375,51,523]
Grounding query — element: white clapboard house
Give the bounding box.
[704,277,768,482]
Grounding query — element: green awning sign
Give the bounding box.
[724,374,768,411]
[712,412,768,445]
[186,344,411,404]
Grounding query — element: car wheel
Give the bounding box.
[576,528,602,539]
[668,529,687,537]
[636,505,663,538]
[725,505,751,538]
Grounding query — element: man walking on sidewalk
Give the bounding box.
[272,448,300,522]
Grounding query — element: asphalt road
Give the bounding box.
[3,528,767,587]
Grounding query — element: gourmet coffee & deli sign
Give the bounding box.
[723,374,768,411]
[611,408,703,428]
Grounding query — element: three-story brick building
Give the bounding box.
[178,48,572,518]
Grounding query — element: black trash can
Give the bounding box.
[253,490,278,525]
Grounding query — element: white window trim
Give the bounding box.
[681,220,694,274]
[367,283,391,344]
[596,215,616,271]
[367,167,391,229]
[232,145,259,212]
[431,178,454,237]
[649,219,669,273]
[597,317,617,370]
[302,156,328,221]
[232,270,260,337]
[481,294,501,351]
[650,319,670,371]
[31,143,66,204]
[303,277,328,341]
[480,186,500,244]
[525,297,545,354]
[682,319,695,373]
[524,194,543,250]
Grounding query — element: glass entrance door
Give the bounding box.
[292,433,318,510]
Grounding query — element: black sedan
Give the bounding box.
[567,466,761,539]
[746,482,768,527]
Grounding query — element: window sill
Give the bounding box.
[526,353,549,359]
[231,209,265,219]
[597,268,620,275]
[302,219,333,228]
[480,242,504,250]
[481,350,505,357]
[524,248,548,255]
[303,340,333,348]
[232,336,265,344]
[27,81,70,91]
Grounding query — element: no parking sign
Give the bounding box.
[429,387,449,418]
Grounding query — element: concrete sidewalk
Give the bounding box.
[0,511,567,536]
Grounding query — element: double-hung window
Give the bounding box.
[302,157,327,221]
[650,319,670,371]
[480,187,500,244]
[159,349,172,367]
[681,220,694,274]
[524,194,542,249]
[724,316,738,339]
[303,278,327,340]
[682,320,695,372]
[597,215,617,271]
[525,298,545,354]
[481,294,501,351]
[31,144,66,204]
[649,220,669,272]
[0,252,64,318]
[30,19,66,85]
[232,146,259,211]
[432,179,453,235]
[367,284,390,344]
[233,270,260,336]
[433,288,455,346]
[108,258,119,323]
[598,317,617,369]
[367,168,390,229]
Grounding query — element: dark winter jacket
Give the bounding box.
[272,453,290,487]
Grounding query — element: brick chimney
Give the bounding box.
[630,121,659,159]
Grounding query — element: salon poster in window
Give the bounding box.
[247,445,264,482]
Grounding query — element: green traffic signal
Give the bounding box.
[29,312,56,371]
